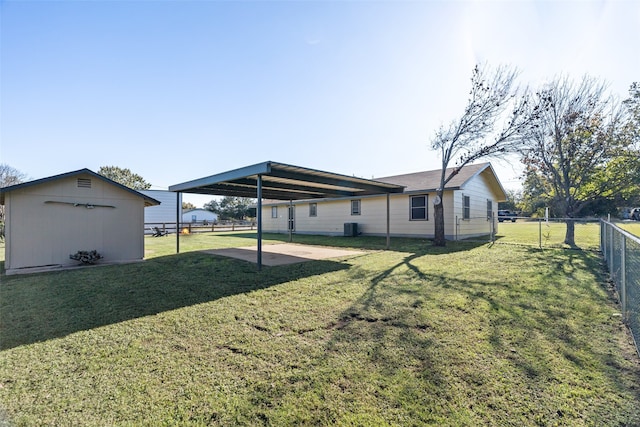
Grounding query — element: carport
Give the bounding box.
[169,161,404,270]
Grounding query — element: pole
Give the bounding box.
[257,175,263,271]
[289,200,293,243]
[386,193,390,249]
[176,192,181,253]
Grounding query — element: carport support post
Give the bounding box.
[257,174,263,271]
[386,193,390,250]
[289,200,293,243]
[176,192,181,254]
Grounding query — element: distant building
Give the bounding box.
[182,209,218,224]
[139,190,181,226]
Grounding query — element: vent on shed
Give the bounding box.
[77,178,92,188]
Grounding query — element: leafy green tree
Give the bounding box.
[204,196,254,220]
[97,166,151,190]
[521,76,630,246]
[497,189,521,212]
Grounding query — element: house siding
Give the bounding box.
[453,170,498,239]
[5,172,146,271]
[263,191,459,238]
[262,166,502,241]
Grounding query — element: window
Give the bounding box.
[309,203,317,217]
[463,195,470,220]
[191,214,197,223]
[487,200,493,220]
[271,206,278,218]
[410,195,428,220]
[351,200,361,215]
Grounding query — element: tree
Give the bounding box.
[0,164,28,223]
[521,76,630,246]
[204,196,255,220]
[97,166,151,190]
[182,202,197,210]
[0,164,28,188]
[430,64,537,246]
[497,189,521,212]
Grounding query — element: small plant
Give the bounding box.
[70,250,102,265]
[542,224,552,243]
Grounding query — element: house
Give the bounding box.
[182,209,218,224]
[261,163,507,240]
[0,169,160,274]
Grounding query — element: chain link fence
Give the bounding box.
[457,217,601,251]
[601,221,640,357]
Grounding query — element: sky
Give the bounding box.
[1,0,638,207]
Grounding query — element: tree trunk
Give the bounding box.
[433,190,446,246]
[564,219,576,247]
[563,197,576,247]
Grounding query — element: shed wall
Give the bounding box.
[5,173,146,271]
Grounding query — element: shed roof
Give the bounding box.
[169,161,405,200]
[0,169,161,206]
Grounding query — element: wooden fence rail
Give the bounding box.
[144,221,255,235]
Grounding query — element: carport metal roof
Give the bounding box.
[169,161,405,270]
[168,161,405,200]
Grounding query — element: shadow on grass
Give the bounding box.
[201,232,487,253]
[0,252,350,351]
[322,247,640,423]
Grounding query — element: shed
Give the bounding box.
[0,169,160,274]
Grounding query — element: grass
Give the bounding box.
[494,220,601,250]
[616,221,640,238]
[1,232,640,425]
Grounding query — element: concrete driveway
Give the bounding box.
[201,243,364,266]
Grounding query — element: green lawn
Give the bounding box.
[1,232,639,425]
[616,221,640,238]
[494,220,601,250]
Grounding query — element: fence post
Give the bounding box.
[609,224,614,272]
[621,235,627,321]
[539,219,542,249]
[490,214,494,243]
[455,216,458,241]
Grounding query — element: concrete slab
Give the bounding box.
[201,243,364,266]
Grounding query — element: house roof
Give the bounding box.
[169,161,405,200]
[375,162,508,200]
[0,168,161,206]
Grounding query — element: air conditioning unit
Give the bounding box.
[344,222,358,237]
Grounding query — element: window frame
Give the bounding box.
[351,199,361,216]
[486,199,493,221]
[309,203,317,217]
[410,195,428,221]
[271,206,278,218]
[463,194,470,220]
